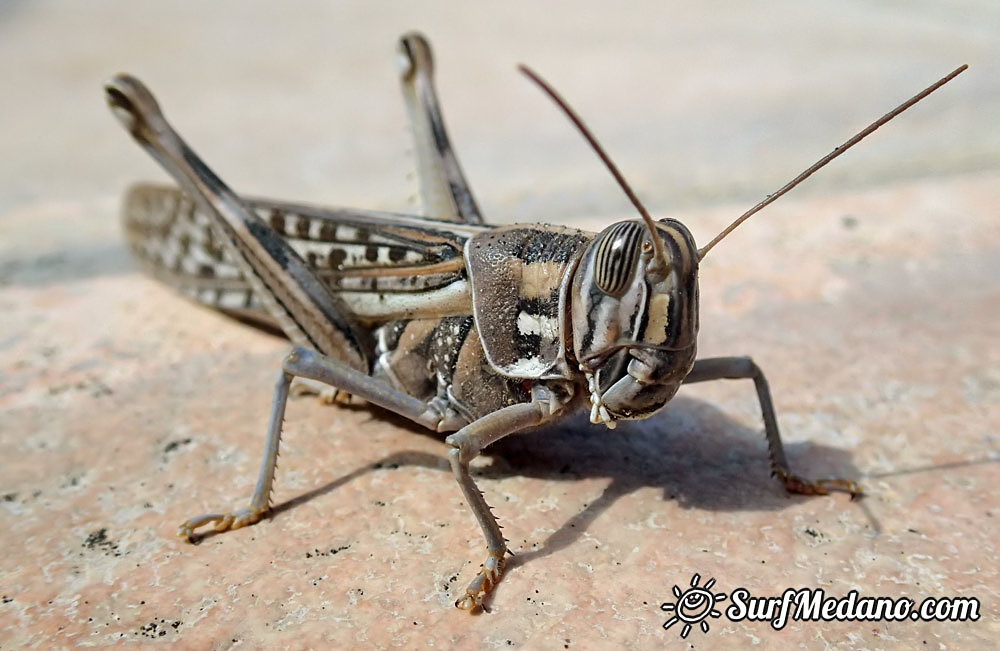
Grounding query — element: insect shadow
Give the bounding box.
[270,393,861,570]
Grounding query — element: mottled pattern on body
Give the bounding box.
[123,185,549,426]
[122,184,488,326]
[466,225,591,380]
[374,317,533,424]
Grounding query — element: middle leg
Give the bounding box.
[177,346,448,540]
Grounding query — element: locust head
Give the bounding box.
[572,217,698,428]
[517,64,702,429]
[519,61,967,429]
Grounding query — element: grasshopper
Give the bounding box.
[105,32,965,611]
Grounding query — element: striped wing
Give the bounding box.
[122,184,490,329]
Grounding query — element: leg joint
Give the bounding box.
[446,438,474,466]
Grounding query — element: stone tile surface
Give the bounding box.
[1,2,997,648]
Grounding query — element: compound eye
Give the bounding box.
[594,221,644,296]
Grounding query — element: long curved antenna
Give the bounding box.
[518,64,669,270]
[698,64,968,260]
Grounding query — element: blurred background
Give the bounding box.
[1,3,998,646]
[0,1,995,231]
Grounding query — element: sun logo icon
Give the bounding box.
[660,573,727,638]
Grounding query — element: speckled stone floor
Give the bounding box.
[1,2,997,648]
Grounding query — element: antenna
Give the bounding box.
[697,64,968,260]
[518,64,670,270]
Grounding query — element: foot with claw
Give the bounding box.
[176,506,266,541]
[455,552,506,612]
[775,470,863,500]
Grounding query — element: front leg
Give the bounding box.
[445,400,555,611]
[683,356,862,498]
